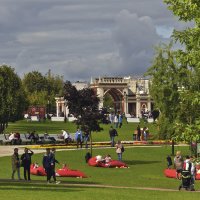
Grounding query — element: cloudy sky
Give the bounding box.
[0,0,186,82]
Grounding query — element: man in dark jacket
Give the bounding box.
[21,148,34,181]
[43,148,53,183]
[109,126,118,147]
[43,148,60,184]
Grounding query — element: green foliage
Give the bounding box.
[103,93,114,111]
[146,43,180,139]
[146,1,200,142]
[0,65,27,133]
[64,81,102,133]
[22,70,64,112]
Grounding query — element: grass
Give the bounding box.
[1,120,199,199]
[5,119,158,142]
[0,145,200,199]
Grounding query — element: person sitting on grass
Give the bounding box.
[104,154,112,167]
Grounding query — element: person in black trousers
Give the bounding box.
[43,148,53,183]
[50,148,60,184]
[21,148,34,181]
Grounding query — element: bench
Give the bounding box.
[31,116,39,121]
[0,134,11,145]
[51,117,65,122]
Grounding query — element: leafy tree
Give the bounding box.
[147,0,200,154]
[163,0,200,145]
[0,65,28,133]
[23,71,48,93]
[146,43,180,139]
[22,70,64,113]
[103,93,114,111]
[64,81,102,156]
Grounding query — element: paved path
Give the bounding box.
[0,145,46,157]
[0,145,162,157]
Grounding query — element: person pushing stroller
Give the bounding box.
[178,155,195,191]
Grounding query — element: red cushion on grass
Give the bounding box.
[164,168,200,180]
[88,157,128,168]
[56,168,87,178]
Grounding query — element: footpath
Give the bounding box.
[0,142,164,157]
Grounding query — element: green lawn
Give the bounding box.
[0,145,199,199]
[1,120,199,199]
[5,119,158,142]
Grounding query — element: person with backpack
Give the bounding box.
[174,151,184,179]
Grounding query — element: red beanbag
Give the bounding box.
[88,157,128,168]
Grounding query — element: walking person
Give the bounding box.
[118,114,123,128]
[137,124,141,141]
[21,148,34,181]
[109,126,118,147]
[174,151,183,179]
[116,140,124,161]
[75,128,83,148]
[50,148,60,184]
[189,156,196,191]
[114,114,119,128]
[83,130,90,149]
[11,148,21,180]
[43,148,53,184]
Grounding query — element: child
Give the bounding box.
[104,154,112,167]
[166,155,172,169]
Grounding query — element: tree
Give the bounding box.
[0,65,28,134]
[163,0,200,146]
[146,1,200,154]
[22,70,64,113]
[146,43,180,140]
[64,81,102,156]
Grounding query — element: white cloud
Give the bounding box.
[0,0,188,81]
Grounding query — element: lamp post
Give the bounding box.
[124,91,127,114]
[64,99,67,123]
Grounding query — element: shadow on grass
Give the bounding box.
[124,160,161,165]
[0,179,100,192]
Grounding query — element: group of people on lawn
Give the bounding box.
[167,151,197,189]
[11,147,60,184]
[134,124,149,141]
[61,128,90,148]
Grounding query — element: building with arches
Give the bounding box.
[55,76,153,119]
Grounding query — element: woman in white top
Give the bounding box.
[116,140,123,161]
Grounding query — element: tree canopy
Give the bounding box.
[64,81,102,133]
[146,0,200,142]
[0,65,28,133]
[22,70,64,113]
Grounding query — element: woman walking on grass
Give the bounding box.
[116,140,124,161]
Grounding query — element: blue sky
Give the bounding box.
[0,0,188,81]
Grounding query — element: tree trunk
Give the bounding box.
[171,139,175,156]
[89,131,93,157]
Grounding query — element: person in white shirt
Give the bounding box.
[62,130,70,144]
